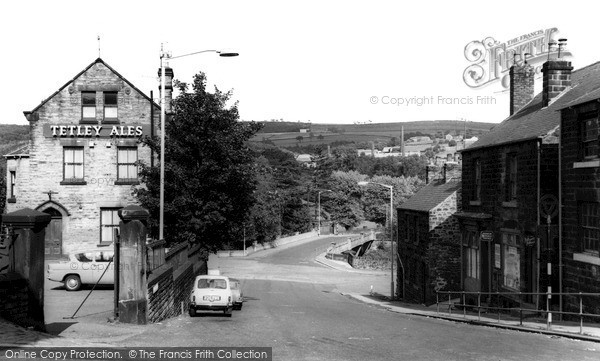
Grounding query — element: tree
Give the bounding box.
[361,174,424,226]
[323,171,366,229]
[248,143,315,239]
[296,135,304,143]
[135,72,262,252]
[245,158,281,245]
[0,166,5,217]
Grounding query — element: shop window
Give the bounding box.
[62,147,85,184]
[103,92,118,123]
[579,202,600,256]
[100,208,121,245]
[473,158,481,201]
[502,233,520,290]
[116,147,138,184]
[9,171,16,198]
[81,91,96,122]
[504,153,517,202]
[579,111,599,160]
[462,230,480,280]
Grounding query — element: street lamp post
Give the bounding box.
[317,190,332,236]
[158,44,238,241]
[358,181,395,300]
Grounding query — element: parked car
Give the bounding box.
[229,278,244,310]
[47,249,114,291]
[189,275,233,317]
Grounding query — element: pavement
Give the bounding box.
[2,233,600,348]
[315,251,600,344]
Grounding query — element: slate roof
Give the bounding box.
[25,58,160,117]
[398,179,460,213]
[4,144,30,158]
[464,61,600,152]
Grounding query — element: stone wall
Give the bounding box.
[146,244,207,323]
[353,258,390,271]
[428,187,461,301]
[147,265,174,323]
[0,273,28,326]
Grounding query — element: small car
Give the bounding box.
[189,275,233,317]
[47,249,114,291]
[229,278,244,310]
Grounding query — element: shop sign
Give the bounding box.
[43,124,150,138]
[480,231,494,242]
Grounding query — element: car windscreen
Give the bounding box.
[197,278,227,289]
[74,252,94,262]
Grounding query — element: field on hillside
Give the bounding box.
[251,120,494,148]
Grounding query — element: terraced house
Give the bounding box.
[458,52,600,313]
[558,62,600,315]
[4,58,167,258]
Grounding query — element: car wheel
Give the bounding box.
[64,275,82,291]
[189,307,196,317]
[237,303,243,310]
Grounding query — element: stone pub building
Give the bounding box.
[4,58,164,258]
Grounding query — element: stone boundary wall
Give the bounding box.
[0,273,28,327]
[217,231,318,258]
[352,258,390,271]
[146,243,207,323]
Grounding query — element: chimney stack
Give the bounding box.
[158,66,174,114]
[542,39,572,107]
[509,62,534,116]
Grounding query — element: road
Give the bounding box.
[43,236,600,360]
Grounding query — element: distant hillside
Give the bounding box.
[0,124,30,170]
[251,120,495,148]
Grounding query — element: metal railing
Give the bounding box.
[435,290,600,335]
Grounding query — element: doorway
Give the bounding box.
[43,208,63,259]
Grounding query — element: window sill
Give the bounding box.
[573,160,600,169]
[80,118,98,124]
[102,118,120,124]
[96,243,113,248]
[7,197,16,203]
[60,180,87,185]
[469,200,482,206]
[573,252,600,266]
[114,179,140,185]
[502,201,517,208]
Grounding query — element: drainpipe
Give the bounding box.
[536,139,541,311]
[558,123,563,320]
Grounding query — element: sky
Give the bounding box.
[1,0,598,126]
